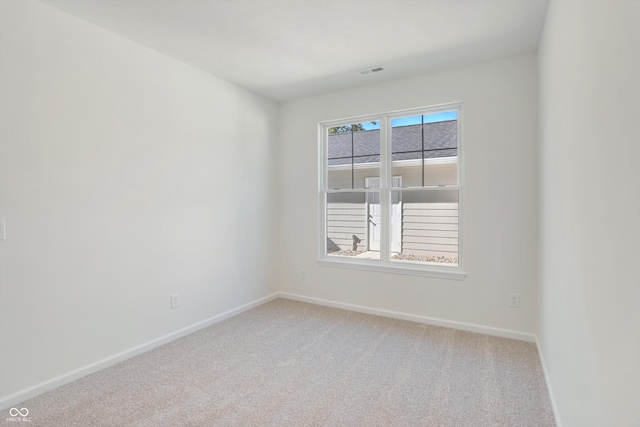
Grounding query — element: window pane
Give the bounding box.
[391,111,458,187]
[327,122,380,189]
[391,189,459,265]
[326,192,379,259]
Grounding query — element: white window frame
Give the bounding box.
[317,102,466,280]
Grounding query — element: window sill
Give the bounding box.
[317,257,466,280]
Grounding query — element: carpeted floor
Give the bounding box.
[4,299,556,426]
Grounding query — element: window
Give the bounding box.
[318,103,464,279]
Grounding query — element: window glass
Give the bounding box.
[327,121,380,189]
[326,192,378,259]
[320,104,463,276]
[390,189,459,265]
[391,111,458,188]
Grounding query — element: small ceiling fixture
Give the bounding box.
[359,66,385,75]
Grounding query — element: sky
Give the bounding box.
[360,110,457,130]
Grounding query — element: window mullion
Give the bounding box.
[318,125,327,260]
[379,116,391,264]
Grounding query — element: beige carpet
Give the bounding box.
[4,299,555,426]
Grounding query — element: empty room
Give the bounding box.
[0,0,638,426]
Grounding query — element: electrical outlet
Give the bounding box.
[299,269,306,280]
[509,293,520,308]
[171,294,179,309]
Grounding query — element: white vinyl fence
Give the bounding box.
[326,201,459,258]
[401,202,458,258]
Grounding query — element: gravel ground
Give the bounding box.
[327,250,364,257]
[392,253,458,264]
[328,250,458,264]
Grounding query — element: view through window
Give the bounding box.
[321,105,461,272]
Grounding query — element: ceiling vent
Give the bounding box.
[359,66,385,75]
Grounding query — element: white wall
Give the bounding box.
[277,54,539,335]
[537,1,640,426]
[0,0,279,401]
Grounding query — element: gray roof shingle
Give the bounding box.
[328,120,457,165]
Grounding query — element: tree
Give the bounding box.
[328,122,377,134]
[328,124,364,134]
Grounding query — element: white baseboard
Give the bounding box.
[0,292,279,410]
[278,292,536,343]
[535,335,563,427]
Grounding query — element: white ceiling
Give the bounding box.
[40,0,549,101]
